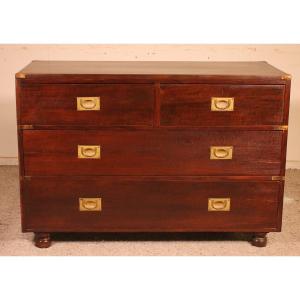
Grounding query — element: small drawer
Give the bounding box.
[160,84,285,126]
[23,129,283,176]
[22,177,282,232]
[20,83,154,126]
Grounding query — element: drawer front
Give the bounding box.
[20,84,154,126]
[23,130,283,176]
[160,84,285,126]
[22,177,281,232]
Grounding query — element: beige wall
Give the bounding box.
[0,44,299,167]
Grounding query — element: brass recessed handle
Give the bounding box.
[79,198,102,211]
[78,145,101,159]
[77,97,100,111]
[211,97,234,111]
[210,146,233,160]
[208,198,230,211]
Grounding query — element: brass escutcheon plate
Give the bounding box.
[210,146,233,160]
[79,198,102,211]
[211,97,234,111]
[77,97,100,111]
[208,198,231,211]
[78,145,101,159]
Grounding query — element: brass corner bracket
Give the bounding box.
[281,74,292,80]
[277,125,288,131]
[19,125,33,130]
[16,72,26,79]
[271,176,285,181]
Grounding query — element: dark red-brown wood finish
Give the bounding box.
[15,61,291,248]
[23,129,284,176]
[22,177,282,232]
[160,84,285,126]
[20,84,154,126]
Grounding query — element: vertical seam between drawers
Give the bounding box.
[154,83,160,127]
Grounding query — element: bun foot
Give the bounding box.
[34,233,51,248]
[251,233,267,247]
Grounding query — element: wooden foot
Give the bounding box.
[34,233,51,248]
[251,233,267,247]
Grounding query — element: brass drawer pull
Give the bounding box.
[211,97,234,111]
[78,145,101,159]
[79,198,102,211]
[208,198,230,211]
[210,146,233,160]
[77,97,100,111]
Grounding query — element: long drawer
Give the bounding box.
[23,129,283,176]
[160,84,285,126]
[22,177,282,232]
[19,84,154,126]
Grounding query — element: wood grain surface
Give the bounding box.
[20,83,154,126]
[23,129,283,176]
[22,177,282,232]
[161,84,285,126]
[16,61,289,84]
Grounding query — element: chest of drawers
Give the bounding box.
[16,61,291,248]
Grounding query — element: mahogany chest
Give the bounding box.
[15,61,291,248]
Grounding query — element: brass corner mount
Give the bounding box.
[281,74,292,80]
[16,72,26,79]
[278,125,288,130]
[271,176,285,181]
[19,125,33,129]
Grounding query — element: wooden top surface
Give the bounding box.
[16,61,290,83]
